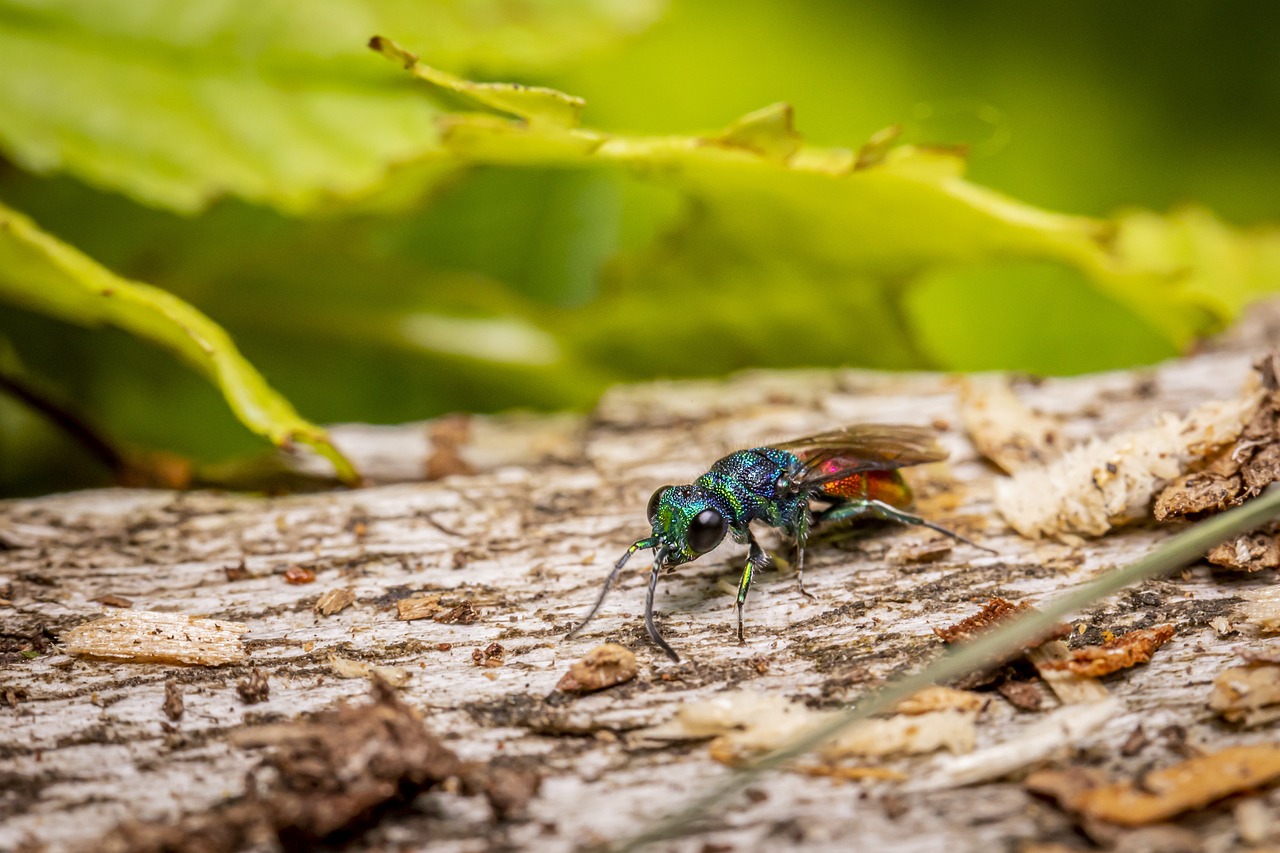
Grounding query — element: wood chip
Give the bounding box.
[1029,641,1111,704]
[61,610,247,666]
[1092,746,1280,824]
[996,392,1258,540]
[891,686,986,715]
[1156,352,1280,529]
[919,700,1118,791]
[1207,527,1280,571]
[556,643,638,693]
[1210,664,1280,727]
[283,566,315,585]
[434,601,479,624]
[1240,588,1280,633]
[934,598,1070,646]
[958,377,1064,474]
[1038,625,1175,678]
[396,594,443,621]
[1029,744,1280,826]
[328,655,411,688]
[92,594,133,608]
[313,588,355,616]
[669,691,977,764]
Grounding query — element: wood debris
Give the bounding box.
[236,669,270,704]
[891,686,986,715]
[917,699,1118,791]
[61,610,247,666]
[958,377,1063,474]
[103,681,538,852]
[396,594,479,624]
[283,566,316,585]
[313,588,355,616]
[1210,664,1280,727]
[92,594,133,608]
[1156,353,1280,515]
[162,680,184,722]
[556,643,638,693]
[934,598,1070,647]
[995,391,1258,540]
[328,655,411,688]
[1037,625,1175,678]
[1028,642,1109,705]
[1207,525,1280,570]
[396,593,443,621]
[472,643,504,668]
[995,679,1047,711]
[660,691,978,764]
[1235,797,1277,846]
[1240,588,1280,633]
[1028,744,1280,826]
[435,601,479,624]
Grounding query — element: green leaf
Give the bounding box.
[409,89,1259,364]
[369,36,584,127]
[0,201,358,483]
[0,0,663,212]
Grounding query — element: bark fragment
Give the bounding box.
[61,610,247,666]
[1027,745,1280,826]
[1038,626,1175,678]
[312,588,355,616]
[101,681,526,853]
[556,643,638,693]
[1209,664,1280,727]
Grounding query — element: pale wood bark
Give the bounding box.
[3,348,1279,852]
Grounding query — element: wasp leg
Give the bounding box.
[736,529,770,644]
[793,511,817,600]
[818,499,995,553]
[644,550,681,663]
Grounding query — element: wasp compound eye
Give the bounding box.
[687,508,727,554]
[647,485,673,523]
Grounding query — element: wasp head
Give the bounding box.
[646,484,729,565]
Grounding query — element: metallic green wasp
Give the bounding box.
[567,424,991,661]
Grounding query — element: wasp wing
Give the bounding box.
[775,424,948,489]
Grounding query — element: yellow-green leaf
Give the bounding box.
[0,201,358,483]
[0,0,663,212]
[369,36,584,127]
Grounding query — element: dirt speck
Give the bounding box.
[236,670,270,704]
[162,680,184,721]
[473,643,505,668]
[283,566,316,585]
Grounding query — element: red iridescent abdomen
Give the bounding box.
[812,458,913,508]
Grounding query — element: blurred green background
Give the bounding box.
[1,0,1278,495]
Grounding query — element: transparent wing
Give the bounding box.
[775,424,948,488]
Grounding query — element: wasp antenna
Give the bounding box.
[644,546,681,662]
[566,537,657,640]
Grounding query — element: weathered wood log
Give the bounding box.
[3,343,1280,852]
